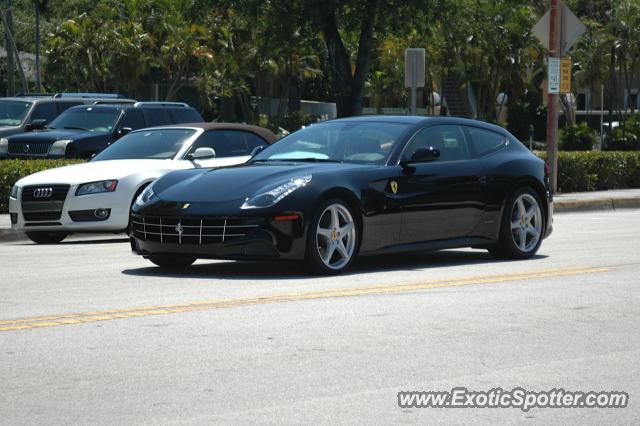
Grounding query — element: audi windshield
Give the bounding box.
[92,129,196,161]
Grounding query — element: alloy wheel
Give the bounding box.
[315,203,357,270]
[510,193,542,253]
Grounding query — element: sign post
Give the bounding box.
[405,48,425,115]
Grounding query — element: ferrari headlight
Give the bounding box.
[241,175,312,209]
[134,185,158,208]
[49,139,72,156]
[10,184,19,199]
[76,180,118,196]
[0,138,8,155]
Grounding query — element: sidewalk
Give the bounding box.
[1,189,639,241]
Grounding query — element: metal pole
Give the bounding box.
[4,0,15,96]
[410,52,417,115]
[546,0,562,193]
[34,0,41,92]
[600,83,604,149]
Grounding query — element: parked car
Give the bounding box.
[130,116,553,274]
[2,102,203,159]
[0,93,136,155]
[8,123,277,243]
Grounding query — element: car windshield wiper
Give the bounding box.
[279,158,340,163]
[63,126,89,131]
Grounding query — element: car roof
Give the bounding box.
[134,122,279,143]
[328,115,510,134]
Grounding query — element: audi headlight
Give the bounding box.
[10,184,19,199]
[49,139,72,156]
[134,185,158,208]
[0,138,8,155]
[241,175,312,209]
[76,180,118,196]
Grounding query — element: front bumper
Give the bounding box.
[9,186,130,233]
[129,212,307,261]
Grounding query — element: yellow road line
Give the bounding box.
[0,266,611,332]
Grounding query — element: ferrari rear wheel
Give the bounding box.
[306,199,359,274]
[147,255,197,269]
[26,231,67,244]
[489,187,544,259]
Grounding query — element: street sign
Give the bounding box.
[405,48,425,115]
[404,48,425,88]
[532,5,586,55]
[560,57,572,93]
[548,57,560,94]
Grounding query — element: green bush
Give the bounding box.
[606,114,640,151]
[535,151,640,192]
[559,122,596,151]
[0,159,85,213]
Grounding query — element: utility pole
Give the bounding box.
[546,0,562,193]
[4,0,15,96]
[34,0,41,92]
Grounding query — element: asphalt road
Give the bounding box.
[1,209,639,424]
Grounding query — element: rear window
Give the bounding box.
[466,126,507,157]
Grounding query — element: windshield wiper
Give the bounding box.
[63,126,88,131]
[286,158,340,163]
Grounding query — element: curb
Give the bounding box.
[554,197,640,213]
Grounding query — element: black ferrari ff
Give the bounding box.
[130,116,552,274]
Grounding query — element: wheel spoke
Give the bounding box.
[516,198,526,218]
[330,206,339,229]
[335,240,349,260]
[317,227,333,241]
[526,204,538,220]
[517,228,527,250]
[339,222,354,235]
[527,226,540,239]
[511,219,520,230]
[322,242,336,263]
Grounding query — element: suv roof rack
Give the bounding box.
[133,101,189,108]
[92,100,137,105]
[53,93,125,99]
[15,92,56,98]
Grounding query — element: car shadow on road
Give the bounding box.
[14,237,130,246]
[121,250,548,281]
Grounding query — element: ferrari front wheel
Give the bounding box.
[306,199,359,274]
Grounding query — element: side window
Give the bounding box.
[57,101,82,114]
[401,125,470,162]
[466,126,507,157]
[119,110,144,130]
[144,109,169,127]
[172,108,203,123]
[244,132,268,150]
[189,130,249,157]
[30,102,58,123]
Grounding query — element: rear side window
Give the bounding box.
[172,108,203,123]
[31,102,58,123]
[245,132,268,150]
[189,130,250,157]
[119,110,144,130]
[144,109,170,127]
[466,126,507,157]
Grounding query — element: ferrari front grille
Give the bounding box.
[130,214,263,245]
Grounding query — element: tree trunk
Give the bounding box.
[314,0,379,117]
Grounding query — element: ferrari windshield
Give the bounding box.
[0,100,32,126]
[252,121,408,164]
[48,107,121,132]
[91,129,196,161]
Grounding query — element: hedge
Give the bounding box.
[1,152,640,213]
[0,159,85,213]
[535,151,640,193]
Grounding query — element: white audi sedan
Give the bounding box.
[9,123,277,243]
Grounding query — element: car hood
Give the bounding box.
[153,162,376,203]
[16,159,189,186]
[8,129,106,143]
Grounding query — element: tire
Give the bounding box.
[305,198,359,275]
[26,231,67,244]
[147,255,196,269]
[489,186,544,259]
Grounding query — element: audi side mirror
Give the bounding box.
[26,118,47,131]
[116,127,132,138]
[250,145,266,158]
[188,147,216,161]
